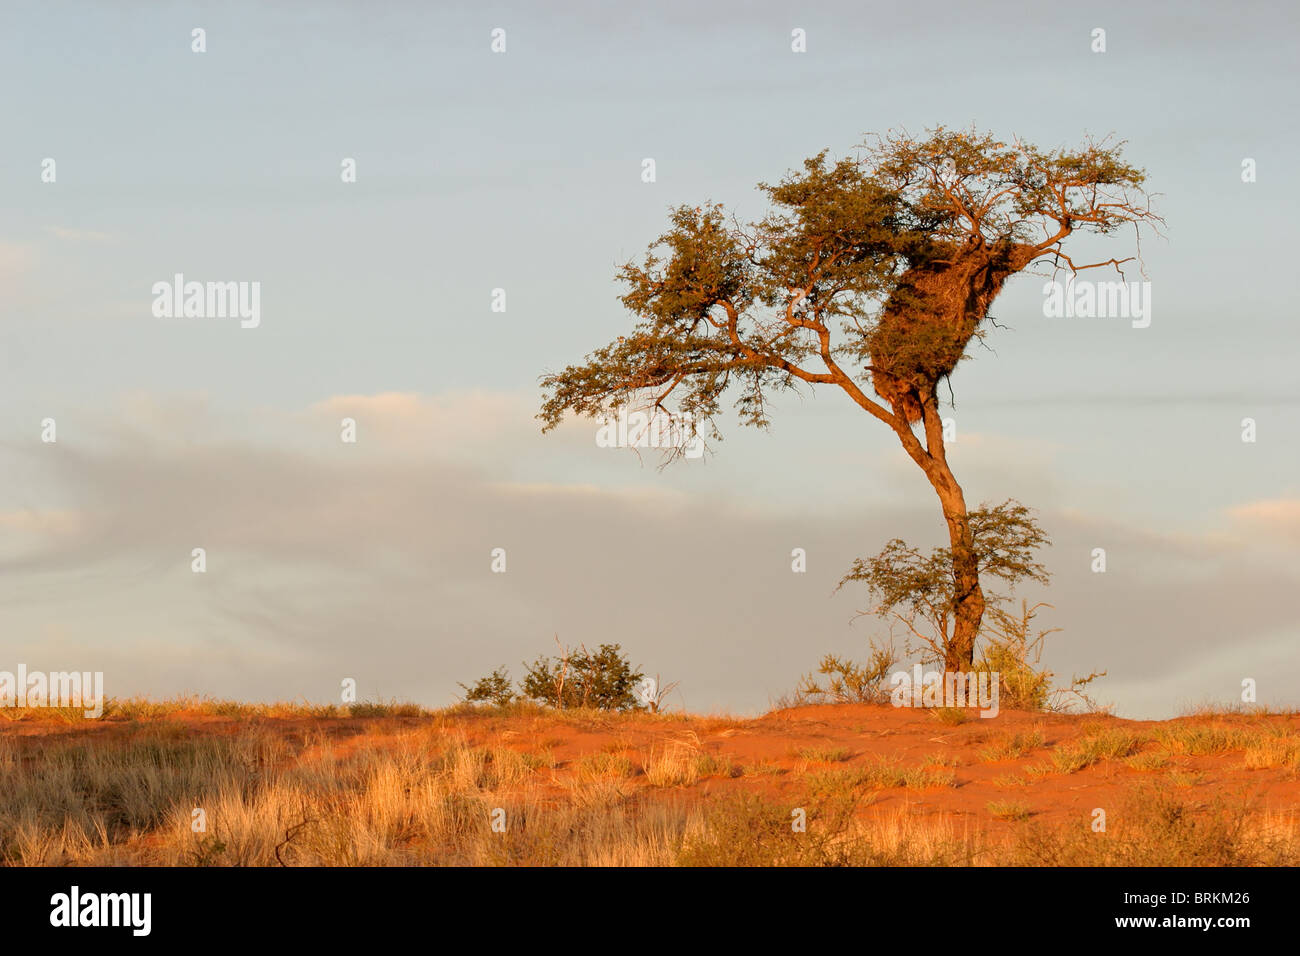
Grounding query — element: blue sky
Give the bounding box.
[1,1,1297,717]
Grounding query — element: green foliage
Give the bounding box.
[519,644,645,712]
[457,668,516,708]
[793,641,898,705]
[838,500,1050,665]
[539,126,1146,700]
[460,645,646,712]
[539,126,1160,447]
[974,601,1057,712]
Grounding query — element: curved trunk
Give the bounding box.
[901,400,985,672]
[932,467,984,671]
[871,243,1037,668]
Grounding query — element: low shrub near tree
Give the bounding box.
[792,642,899,705]
[459,642,647,712]
[457,668,516,708]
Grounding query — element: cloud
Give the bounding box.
[1228,497,1300,537]
[1,391,1296,718]
[44,226,117,243]
[0,240,36,268]
[307,390,536,450]
[0,241,37,302]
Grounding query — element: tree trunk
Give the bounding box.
[931,468,984,672]
[904,402,985,672]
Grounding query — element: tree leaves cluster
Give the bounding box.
[459,643,646,712]
[539,125,1161,445]
[838,499,1050,666]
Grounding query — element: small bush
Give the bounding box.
[1125,752,1170,772]
[805,767,872,797]
[792,641,898,706]
[457,668,516,707]
[576,753,634,782]
[460,643,646,712]
[520,643,645,712]
[975,602,1055,711]
[1243,738,1300,772]
[1154,723,1253,756]
[979,728,1045,763]
[902,766,956,790]
[641,744,703,787]
[991,773,1031,788]
[798,745,853,763]
[987,800,1031,821]
[1049,729,1143,774]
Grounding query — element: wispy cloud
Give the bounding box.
[1,391,1296,717]
[1227,497,1300,543]
[44,226,117,243]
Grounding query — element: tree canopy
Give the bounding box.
[540,126,1161,669]
[540,126,1161,448]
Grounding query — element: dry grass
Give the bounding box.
[1,704,1297,867]
[575,753,634,782]
[979,728,1045,763]
[1125,752,1172,772]
[1010,787,1297,866]
[930,707,973,726]
[987,800,1032,822]
[1040,728,1146,775]
[639,742,735,787]
[0,696,430,724]
[797,745,853,764]
[991,773,1032,788]
[1243,738,1300,773]
[1153,722,1253,756]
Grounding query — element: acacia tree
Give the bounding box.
[539,126,1162,670]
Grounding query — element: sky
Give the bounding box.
[1,0,1297,718]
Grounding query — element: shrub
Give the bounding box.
[457,668,516,707]
[520,643,645,711]
[979,728,1045,763]
[987,800,1032,821]
[460,642,646,712]
[798,745,853,763]
[974,601,1054,711]
[793,641,899,706]
[931,707,971,726]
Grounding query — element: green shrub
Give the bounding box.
[520,643,645,711]
[457,667,516,707]
[793,641,898,705]
[459,643,647,712]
